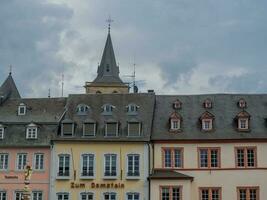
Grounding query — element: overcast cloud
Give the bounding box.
[0,0,267,97]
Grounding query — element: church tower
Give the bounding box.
[85,26,129,94]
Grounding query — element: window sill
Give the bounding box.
[56,176,70,180]
[80,176,95,180]
[126,176,140,180]
[103,176,118,180]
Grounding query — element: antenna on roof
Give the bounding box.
[48,88,51,98]
[61,73,64,97]
[9,65,12,75]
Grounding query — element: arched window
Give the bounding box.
[173,99,182,109]
[203,98,212,109]
[76,104,90,115]
[126,103,139,115]
[238,98,247,108]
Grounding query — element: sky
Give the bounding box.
[0,0,267,97]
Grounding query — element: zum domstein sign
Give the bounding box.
[71,182,125,189]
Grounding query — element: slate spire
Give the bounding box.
[0,72,21,102]
[93,32,124,84]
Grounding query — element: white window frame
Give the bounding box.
[170,119,180,130]
[102,104,115,115]
[14,191,23,200]
[61,123,74,137]
[105,122,118,137]
[103,153,118,179]
[26,124,38,139]
[57,192,69,200]
[80,192,94,200]
[18,104,26,115]
[126,154,140,179]
[77,104,90,115]
[238,118,249,130]
[57,154,71,179]
[127,122,141,137]
[34,153,44,171]
[126,104,139,114]
[0,191,7,200]
[202,119,212,131]
[0,153,9,171]
[82,123,96,137]
[0,127,4,139]
[80,153,95,179]
[32,191,43,200]
[126,192,140,200]
[16,153,27,170]
[103,192,117,200]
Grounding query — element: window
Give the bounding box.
[127,193,139,200]
[127,104,139,114]
[198,148,220,168]
[203,99,212,109]
[34,153,44,170]
[237,187,259,200]
[83,123,96,137]
[128,122,141,137]
[18,103,26,115]
[58,154,70,177]
[61,123,74,137]
[238,99,247,108]
[15,192,23,200]
[161,186,181,200]
[200,188,221,200]
[0,154,8,170]
[26,124,38,139]
[0,127,4,139]
[105,122,118,137]
[76,104,90,115]
[104,192,116,200]
[127,154,140,177]
[104,154,117,177]
[173,100,182,109]
[163,148,183,168]
[238,118,249,130]
[57,193,69,200]
[169,112,182,132]
[81,154,94,177]
[102,104,114,115]
[235,147,256,168]
[32,191,43,200]
[202,119,212,131]
[170,119,180,131]
[80,192,93,200]
[0,191,6,200]
[16,153,27,170]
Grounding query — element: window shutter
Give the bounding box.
[128,122,140,136]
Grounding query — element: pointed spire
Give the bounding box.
[0,72,21,101]
[93,27,124,84]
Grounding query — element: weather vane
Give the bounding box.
[106,15,114,33]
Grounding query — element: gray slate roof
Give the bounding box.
[0,97,66,147]
[57,93,155,142]
[0,73,21,102]
[152,94,267,141]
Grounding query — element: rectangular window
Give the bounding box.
[15,192,23,200]
[238,118,249,130]
[34,153,44,170]
[171,119,180,130]
[0,128,4,139]
[128,122,141,137]
[104,154,117,177]
[198,148,220,168]
[61,123,73,137]
[16,153,27,170]
[81,154,94,177]
[57,193,69,200]
[0,191,6,200]
[26,127,37,139]
[235,147,256,168]
[18,105,26,115]
[161,186,181,200]
[105,123,118,137]
[237,187,259,200]
[127,154,140,177]
[0,154,8,170]
[83,123,96,137]
[104,192,116,200]
[32,191,43,200]
[200,188,221,200]
[202,119,212,131]
[163,148,183,168]
[80,192,93,200]
[58,154,70,177]
[127,193,139,200]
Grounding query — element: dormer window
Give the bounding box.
[203,99,212,109]
[236,111,250,131]
[61,122,74,137]
[0,125,4,139]
[26,123,38,139]
[126,104,139,115]
[169,112,182,132]
[102,104,115,115]
[128,122,141,137]
[83,122,96,137]
[105,122,118,137]
[238,98,247,108]
[200,111,215,131]
[18,103,26,115]
[173,99,182,109]
[76,104,90,115]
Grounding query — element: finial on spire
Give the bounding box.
[9,65,12,75]
[106,15,114,34]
